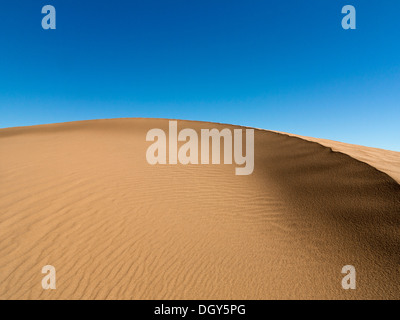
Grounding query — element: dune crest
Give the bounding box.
[1,118,399,299]
[273,130,400,184]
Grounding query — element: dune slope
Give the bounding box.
[274,131,400,184]
[0,118,399,299]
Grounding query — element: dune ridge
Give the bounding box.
[1,118,399,299]
[272,130,400,184]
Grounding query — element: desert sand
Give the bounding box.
[273,130,400,184]
[0,118,399,299]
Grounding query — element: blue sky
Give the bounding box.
[0,0,399,150]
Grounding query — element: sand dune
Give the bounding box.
[0,118,399,299]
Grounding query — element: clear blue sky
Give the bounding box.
[1,0,399,150]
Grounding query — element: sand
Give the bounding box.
[0,118,399,300]
[273,131,400,184]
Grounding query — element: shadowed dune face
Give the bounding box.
[273,131,400,184]
[0,119,399,299]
